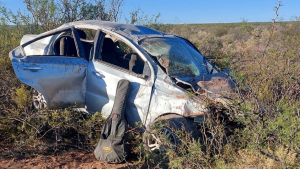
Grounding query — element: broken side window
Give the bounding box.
[23,35,54,56]
[77,28,97,40]
[52,30,79,57]
[22,30,81,57]
[98,34,145,75]
[76,28,97,60]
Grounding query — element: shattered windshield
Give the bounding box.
[140,37,208,81]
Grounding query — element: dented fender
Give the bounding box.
[146,69,209,126]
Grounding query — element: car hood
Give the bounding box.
[195,72,237,104]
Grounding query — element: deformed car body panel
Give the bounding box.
[9,20,236,128]
[86,60,153,126]
[145,67,209,126]
[84,28,154,127]
[9,26,88,108]
[197,72,236,100]
[9,55,88,108]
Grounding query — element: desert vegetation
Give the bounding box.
[152,20,300,168]
[0,0,300,168]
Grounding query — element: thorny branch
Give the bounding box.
[262,0,283,57]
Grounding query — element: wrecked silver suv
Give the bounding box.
[9,21,235,151]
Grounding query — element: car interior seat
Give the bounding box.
[129,54,137,71]
[59,36,77,57]
[132,55,144,74]
[101,38,121,67]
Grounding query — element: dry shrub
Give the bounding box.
[1,103,105,155]
[154,20,300,168]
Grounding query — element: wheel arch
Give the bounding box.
[146,112,184,129]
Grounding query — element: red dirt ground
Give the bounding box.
[0,150,138,169]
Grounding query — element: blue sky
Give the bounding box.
[1,0,300,24]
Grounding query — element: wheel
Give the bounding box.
[31,88,47,109]
[145,125,178,152]
[144,114,199,152]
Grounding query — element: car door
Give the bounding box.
[9,26,88,108]
[85,30,154,126]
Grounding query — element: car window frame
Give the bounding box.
[92,29,151,80]
[21,26,86,60]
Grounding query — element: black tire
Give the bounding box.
[143,114,200,152]
[31,88,47,109]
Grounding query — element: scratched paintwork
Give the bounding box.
[9,21,235,128]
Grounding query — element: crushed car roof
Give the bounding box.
[59,20,172,42]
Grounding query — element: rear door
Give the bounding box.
[9,26,88,108]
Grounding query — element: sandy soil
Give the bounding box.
[0,150,138,169]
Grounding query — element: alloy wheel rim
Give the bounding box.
[32,89,47,109]
[147,128,177,152]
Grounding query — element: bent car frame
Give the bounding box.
[9,21,236,150]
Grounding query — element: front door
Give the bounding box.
[85,30,153,126]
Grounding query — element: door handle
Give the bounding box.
[92,71,105,78]
[23,66,42,71]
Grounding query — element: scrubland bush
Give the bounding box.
[1,84,105,154]
[151,20,300,168]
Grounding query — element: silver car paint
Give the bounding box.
[10,55,88,108]
[9,21,215,128]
